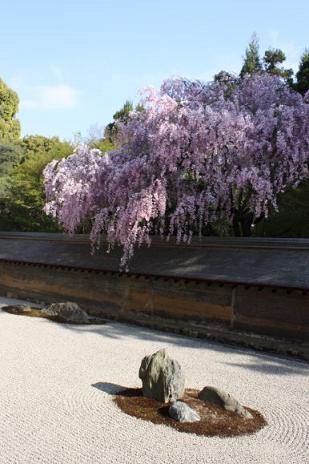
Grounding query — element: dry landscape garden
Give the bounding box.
[0,34,309,464]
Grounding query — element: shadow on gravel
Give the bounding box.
[91,382,126,395]
[221,360,309,376]
[61,320,309,376]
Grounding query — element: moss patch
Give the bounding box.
[114,388,267,437]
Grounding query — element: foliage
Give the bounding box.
[104,100,144,143]
[113,100,134,124]
[240,34,262,77]
[0,143,24,195]
[295,50,309,95]
[240,36,293,85]
[214,71,235,84]
[0,78,21,141]
[18,135,65,155]
[104,100,133,143]
[255,179,309,237]
[91,138,116,152]
[0,136,72,231]
[44,74,309,268]
[263,48,293,83]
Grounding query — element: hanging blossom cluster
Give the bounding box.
[43,73,309,269]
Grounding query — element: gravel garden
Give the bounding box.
[1,296,308,464]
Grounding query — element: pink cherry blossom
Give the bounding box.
[43,74,309,269]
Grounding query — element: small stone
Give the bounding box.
[169,401,200,423]
[139,349,185,403]
[198,386,252,418]
[43,302,90,323]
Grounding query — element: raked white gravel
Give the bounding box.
[0,296,308,464]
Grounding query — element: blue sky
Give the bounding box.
[1,0,308,141]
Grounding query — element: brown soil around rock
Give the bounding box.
[1,305,106,325]
[114,388,267,437]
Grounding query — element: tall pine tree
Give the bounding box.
[240,34,262,77]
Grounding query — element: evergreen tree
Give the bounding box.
[113,100,134,124]
[214,70,234,84]
[295,49,309,95]
[240,34,262,77]
[104,100,142,143]
[263,48,293,83]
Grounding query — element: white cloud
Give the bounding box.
[21,84,79,110]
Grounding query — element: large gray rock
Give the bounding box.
[139,349,185,403]
[169,401,200,423]
[198,386,252,418]
[43,302,90,323]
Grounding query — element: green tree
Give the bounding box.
[113,100,134,124]
[214,70,234,83]
[0,134,115,232]
[295,49,309,95]
[255,180,309,238]
[0,136,72,231]
[263,48,293,83]
[0,143,24,195]
[104,100,133,143]
[0,78,21,141]
[84,124,116,152]
[240,34,262,77]
[240,37,294,84]
[104,100,145,143]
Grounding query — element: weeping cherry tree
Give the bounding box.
[43,74,309,269]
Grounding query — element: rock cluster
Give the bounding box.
[139,349,252,423]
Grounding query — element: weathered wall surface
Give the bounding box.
[0,261,233,327]
[0,233,308,359]
[1,232,309,288]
